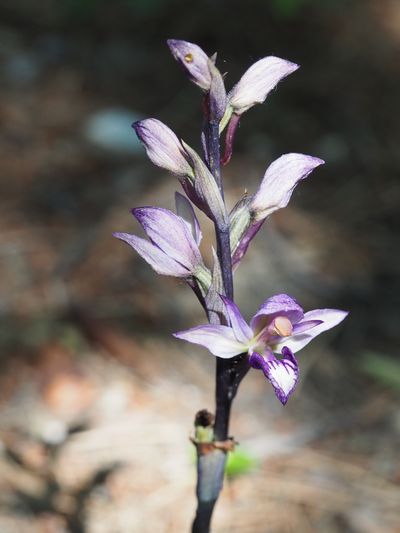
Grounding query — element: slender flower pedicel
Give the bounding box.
[114,40,348,533]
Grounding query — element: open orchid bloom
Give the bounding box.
[174,294,348,404]
[113,206,210,288]
[230,153,325,269]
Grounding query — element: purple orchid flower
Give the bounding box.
[113,206,210,287]
[174,293,348,404]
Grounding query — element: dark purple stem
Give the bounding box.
[192,101,249,533]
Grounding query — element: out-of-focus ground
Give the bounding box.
[1,0,400,531]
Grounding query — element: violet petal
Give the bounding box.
[250,294,304,334]
[113,232,189,277]
[132,207,202,271]
[132,118,193,177]
[220,295,253,343]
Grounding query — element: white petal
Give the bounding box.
[251,153,324,220]
[275,309,348,353]
[173,325,246,358]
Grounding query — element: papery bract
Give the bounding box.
[174,293,348,404]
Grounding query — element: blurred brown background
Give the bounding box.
[0,0,399,531]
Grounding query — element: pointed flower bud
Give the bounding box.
[228,56,299,115]
[251,153,325,220]
[133,118,193,177]
[113,207,210,288]
[167,39,212,91]
[230,153,324,269]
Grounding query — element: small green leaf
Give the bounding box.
[225,447,258,478]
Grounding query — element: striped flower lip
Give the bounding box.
[174,294,348,404]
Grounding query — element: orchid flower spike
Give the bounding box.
[174,294,348,404]
[113,206,210,289]
[167,39,212,91]
[228,56,299,116]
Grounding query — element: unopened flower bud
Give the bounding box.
[228,56,299,115]
[167,39,211,91]
[133,118,193,177]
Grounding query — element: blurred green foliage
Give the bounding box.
[360,352,400,390]
[225,447,258,478]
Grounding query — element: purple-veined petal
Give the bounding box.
[292,320,323,335]
[132,118,193,177]
[228,56,299,115]
[251,153,325,220]
[174,192,202,246]
[113,232,189,277]
[167,39,211,91]
[275,309,348,354]
[173,325,246,358]
[250,293,304,334]
[132,207,202,270]
[249,348,299,405]
[220,295,253,343]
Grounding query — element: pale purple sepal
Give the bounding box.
[132,207,202,270]
[113,232,189,277]
[228,56,299,115]
[251,153,325,220]
[250,294,304,334]
[173,325,246,359]
[274,309,349,353]
[182,141,227,225]
[175,192,202,246]
[132,118,193,177]
[167,39,211,91]
[205,248,226,324]
[249,347,299,405]
[220,295,253,344]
